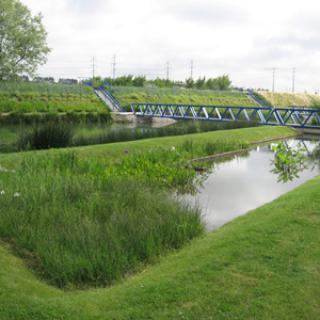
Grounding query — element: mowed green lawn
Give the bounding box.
[0,167,319,319]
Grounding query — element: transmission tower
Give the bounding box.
[166,61,170,80]
[292,68,296,93]
[190,60,194,79]
[112,55,117,79]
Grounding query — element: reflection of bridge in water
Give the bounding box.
[130,103,320,130]
[283,139,320,157]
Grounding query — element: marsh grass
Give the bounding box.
[18,122,74,150]
[0,152,203,288]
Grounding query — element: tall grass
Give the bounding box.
[72,121,258,147]
[0,153,203,288]
[18,122,74,150]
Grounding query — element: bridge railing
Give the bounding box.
[97,87,124,112]
[130,103,320,129]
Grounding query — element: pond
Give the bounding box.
[183,137,320,230]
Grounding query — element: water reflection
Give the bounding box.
[183,138,320,231]
[270,142,309,183]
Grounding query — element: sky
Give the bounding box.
[22,0,320,92]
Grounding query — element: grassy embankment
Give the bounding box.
[1,126,319,319]
[111,86,255,107]
[258,91,320,108]
[0,81,110,124]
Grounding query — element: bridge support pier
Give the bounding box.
[111,112,177,127]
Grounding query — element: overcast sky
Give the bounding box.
[22,0,320,92]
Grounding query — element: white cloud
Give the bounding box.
[21,0,320,92]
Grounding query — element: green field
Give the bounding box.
[258,91,320,108]
[111,86,256,107]
[0,81,107,113]
[1,127,320,319]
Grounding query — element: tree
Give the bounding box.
[0,0,50,80]
[195,77,206,89]
[132,75,145,87]
[215,74,231,90]
[185,77,194,88]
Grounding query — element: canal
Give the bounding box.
[183,137,320,230]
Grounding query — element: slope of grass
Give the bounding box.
[0,81,93,95]
[0,166,319,319]
[0,82,107,113]
[112,86,256,107]
[258,91,320,108]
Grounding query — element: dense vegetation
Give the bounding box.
[1,127,319,320]
[111,86,255,107]
[88,74,232,90]
[258,90,320,108]
[0,152,203,287]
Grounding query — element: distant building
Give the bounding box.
[33,77,55,83]
[59,78,78,85]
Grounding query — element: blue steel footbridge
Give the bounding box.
[95,88,320,130]
[129,103,320,129]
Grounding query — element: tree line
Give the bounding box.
[86,74,232,91]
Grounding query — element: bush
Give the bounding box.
[18,122,74,150]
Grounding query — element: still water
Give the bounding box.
[184,138,320,230]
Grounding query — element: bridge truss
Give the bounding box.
[130,103,320,129]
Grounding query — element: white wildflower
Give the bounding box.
[0,190,5,196]
[171,146,176,151]
[13,192,20,197]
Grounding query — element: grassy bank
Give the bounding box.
[258,91,320,108]
[0,82,109,124]
[0,165,319,319]
[112,86,255,107]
